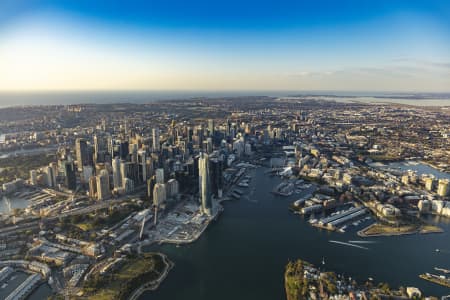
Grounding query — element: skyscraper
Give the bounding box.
[210,155,224,198]
[199,152,212,215]
[137,150,147,183]
[153,183,166,207]
[93,134,108,163]
[64,161,77,191]
[96,169,110,200]
[437,179,449,197]
[208,119,214,136]
[89,176,97,199]
[75,138,91,170]
[29,170,37,185]
[155,168,165,184]
[166,178,179,198]
[112,157,122,189]
[152,128,160,152]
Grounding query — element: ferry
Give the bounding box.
[238,182,249,187]
[434,267,450,274]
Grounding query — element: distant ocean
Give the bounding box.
[0,91,449,107]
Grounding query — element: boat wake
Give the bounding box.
[329,240,369,250]
[348,240,377,244]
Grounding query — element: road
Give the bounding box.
[0,195,139,236]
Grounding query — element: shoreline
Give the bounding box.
[138,204,221,253]
[128,253,174,300]
[138,168,249,251]
[358,223,444,237]
[419,160,450,174]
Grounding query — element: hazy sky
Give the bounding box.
[0,0,449,92]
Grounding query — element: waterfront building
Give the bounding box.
[401,175,409,185]
[153,183,166,207]
[2,179,24,193]
[425,177,434,191]
[210,155,224,198]
[199,152,212,215]
[418,199,431,213]
[437,179,449,197]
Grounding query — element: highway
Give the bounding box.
[0,195,139,236]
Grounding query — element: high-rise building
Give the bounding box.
[45,166,55,187]
[64,161,76,190]
[226,119,231,137]
[49,162,58,185]
[210,156,223,198]
[93,135,108,163]
[208,119,214,136]
[166,179,179,198]
[119,141,129,160]
[124,178,134,193]
[96,169,110,200]
[153,183,166,207]
[152,128,160,152]
[155,168,165,184]
[81,166,93,184]
[112,157,122,189]
[29,170,37,185]
[206,137,213,154]
[75,138,91,170]
[199,152,212,215]
[425,177,434,191]
[89,176,97,199]
[137,150,147,183]
[130,143,138,163]
[120,162,138,186]
[147,176,156,199]
[437,179,449,197]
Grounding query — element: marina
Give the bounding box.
[143,167,450,299]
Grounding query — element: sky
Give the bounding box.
[0,0,449,92]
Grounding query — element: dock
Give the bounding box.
[419,273,450,288]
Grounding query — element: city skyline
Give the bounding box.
[1,0,450,92]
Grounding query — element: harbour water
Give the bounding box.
[0,146,58,159]
[142,166,450,299]
[387,161,450,180]
[0,196,29,214]
[0,91,449,108]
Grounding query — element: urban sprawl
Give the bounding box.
[0,96,449,299]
